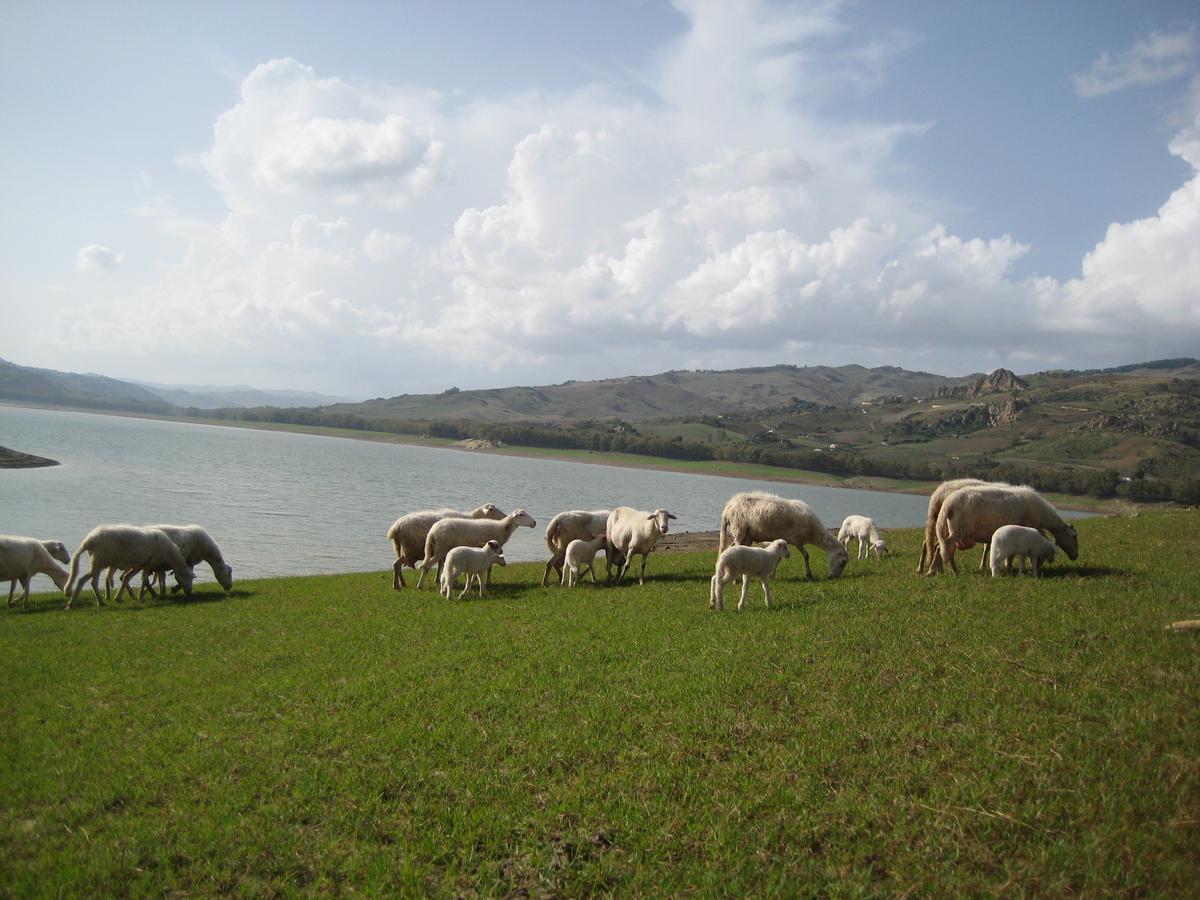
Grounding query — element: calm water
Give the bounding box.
[3,404,941,583]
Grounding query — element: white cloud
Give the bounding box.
[75,244,124,273]
[1072,29,1196,98]
[50,1,1200,394]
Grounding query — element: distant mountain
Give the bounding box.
[322,364,967,425]
[0,358,177,415]
[132,381,353,409]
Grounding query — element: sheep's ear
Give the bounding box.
[646,514,656,520]
[667,513,677,520]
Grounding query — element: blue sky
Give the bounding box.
[2,1,1197,397]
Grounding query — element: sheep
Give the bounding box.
[110,523,234,598]
[540,509,611,586]
[561,534,608,587]
[837,515,887,560]
[918,478,1014,575]
[935,484,1078,576]
[605,507,676,585]
[988,525,1057,576]
[416,509,536,589]
[1,537,71,608]
[709,539,790,611]
[440,540,507,599]
[64,525,195,609]
[718,492,848,581]
[387,503,505,589]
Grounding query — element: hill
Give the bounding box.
[133,381,352,410]
[321,364,965,424]
[0,358,176,415]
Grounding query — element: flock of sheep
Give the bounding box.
[1,479,1078,611]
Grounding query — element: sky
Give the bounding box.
[1,0,1198,398]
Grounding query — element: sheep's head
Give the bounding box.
[649,509,677,533]
[1055,524,1079,561]
[175,565,196,597]
[871,540,888,558]
[477,503,507,520]
[512,509,536,528]
[771,539,790,558]
[46,541,71,564]
[828,544,849,578]
[216,562,234,592]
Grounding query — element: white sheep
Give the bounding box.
[540,509,611,586]
[440,540,507,599]
[605,507,676,585]
[837,515,887,560]
[710,539,790,611]
[718,492,848,580]
[111,523,234,598]
[387,503,505,589]
[65,525,195,609]
[918,478,1010,575]
[1,537,72,608]
[416,508,536,589]
[989,524,1057,576]
[935,484,1078,576]
[561,534,608,587]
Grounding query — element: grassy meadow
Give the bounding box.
[3,511,1199,895]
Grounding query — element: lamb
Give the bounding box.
[113,523,234,598]
[561,534,608,587]
[918,478,1009,575]
[988,524,1057,576]
[934,484,1078,576]
[416,508,536,589]
[718,492,848,581]
[709,539,790,611]
[605,507,676,585]
[387,503,505,589]
[837,515,887,560]
[64,525,195,609]
[540,509,611,586]
[1,537,71,608]
[440,540,507,600]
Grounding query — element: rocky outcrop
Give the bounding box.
[935,368,1028,400]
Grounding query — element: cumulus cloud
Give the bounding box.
[52,1,1200,393]
[75,244,124,273]
[1072,29,1196,98]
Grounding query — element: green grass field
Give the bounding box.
[3,512,1199,895]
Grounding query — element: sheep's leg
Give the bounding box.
[977,541,991,574]
[485,564,493,587]
[917,539,929,574]
[588,561,598,584]
[737,574,751,611]
[393,558,406,590]
[414,557,433,590]
[66,566,93,610]
[6,580,15,608]
[763,577,775,608]
[710,573,724,610]
[541,551,565,587]
[798,546,814,581]
[638,553,649,586]
[1031,556,1040,577]
[18,575,31,607]
[116,570,139,603]
[105,567,117,603]
[89,570,105,607]
[476,574,485,599]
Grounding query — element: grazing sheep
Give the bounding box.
[65,525,195,609]
[1,537,71,608]
[440,540,507,600]
[416,509,536,589]
[918,478,1011,575]
[561,534,608,587]
[541,509,611,586]
[718,492,848,581]
[115,523,235,598]
[935,485,1078,576]
[387,504,505,589]
[605,507,676,585]
[710,539,790,611]
[989,525,1057,576]
[838,515,887,560]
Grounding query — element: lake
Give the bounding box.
[3,404,943,583]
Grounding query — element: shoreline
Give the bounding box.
[0,401,1121,513]
[0,444,60,469]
